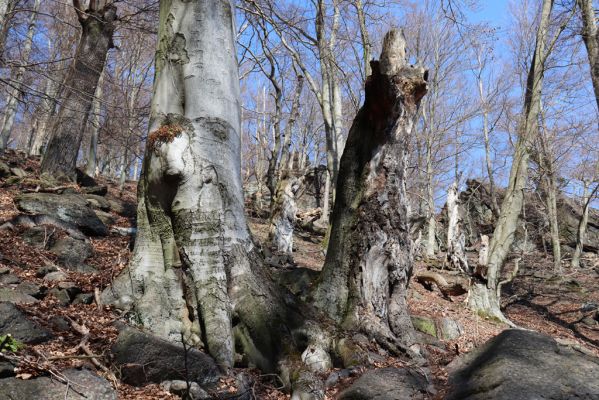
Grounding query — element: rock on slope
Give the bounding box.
[447,329,599,400]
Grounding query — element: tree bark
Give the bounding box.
[312,30,428,353]
[41,1,116,178]
[29,56,62,156]
[445,180,469,272]
[571,182,598,268]
[85,69,104,176]
[0,0,40,150]
[578,0,599,112]
[468,0,554,321]
[103,3,334,391]
[268,176,301,258]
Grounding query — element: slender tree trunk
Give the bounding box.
[103,3,334,392]
[0,0,40,150]
[85,69,104,176]
[41,2,117,178]
[578,0,599,112]
[313,30,428,353]
[476,54,500,216]
[425,143,436,257]
[354,0,371,79]
[29,61,62,156]
[571,182,598,268]
[468,0,554,321]
[0,0,15,59]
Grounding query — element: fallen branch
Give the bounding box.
[66,317,118,387]
[414,270,469,299]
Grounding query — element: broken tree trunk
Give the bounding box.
[268,175,302,259]
[312,30,428,353]
[102,3,337,396]
[445,180,469,273]
[41,1,116,177]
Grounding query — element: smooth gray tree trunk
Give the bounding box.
[85,70,104,176]
[103,4,335,395]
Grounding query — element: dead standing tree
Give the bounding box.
[312,30,428,353]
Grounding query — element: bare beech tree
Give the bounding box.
[467,0,560,321]
[41,0,117,177]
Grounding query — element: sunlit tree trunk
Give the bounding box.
[85,69,104,176]
[103,3,333,390]
[0,0,40,150]
[571,182,598,268]
[578,0,599,112]
[468,0,554,321]
[41,1,116,177]
[313,30,428,353]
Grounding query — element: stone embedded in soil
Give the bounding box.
[437,317,463,340]
[82,185,108,196]
[110,326,220,387]
[43,271,68,282]
[49,236,93,269]
[0,274,20,285]
[161,380,210,400]
[21,225,52,249]
[338,367,431,400]
[15,192,107,236]
[0,368,117,400]
[0,302,52,344]
[411,315,437,337]
[446,329,599,400]
[0,287,38,304]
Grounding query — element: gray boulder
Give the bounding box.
[49,236,93,269]
[338,368,430,400]
[110,326,220,387]
[0,302,51,344]
[447,329,599,400]
[82,185,108,196]
[15,193,107,236]
[0,368,117,399]
[0,287,38,304]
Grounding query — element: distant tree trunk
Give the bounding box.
[0,0,15,59]
[476,51,500,217]
[29,61,62,156]
[354,0,371,79]
[269,176,301,258]
[445,180,469,272]
[41,1,116,178]
[312,30,428,353]
[578,0,599,112]
[571,182,598,268]
[85,69,104,177]
[268,76,304,256]
[103,2,333,390]
[467,0,554,322]
[0,0,40,150]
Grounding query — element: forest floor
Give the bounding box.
[0,151,598,399]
